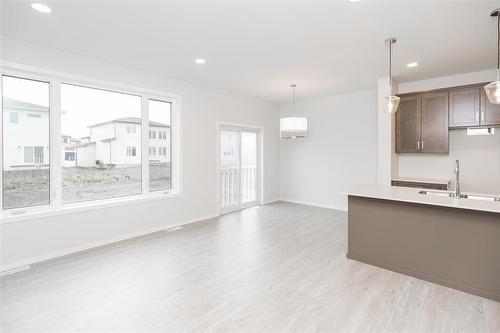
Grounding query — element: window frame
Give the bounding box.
[127,125,137,134]
[65,152,75,161]
[9,111,18,123]
[0,63,182,223]
[126,146,137,157]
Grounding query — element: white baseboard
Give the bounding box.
[0,213,219,273]
[262,198,280,205]
[279,199,348,212]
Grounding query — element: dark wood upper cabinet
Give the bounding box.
[396,82,500,155]
[396,95,421,153]
[481,88,500,126]
[396,92,449,154]
[448,84,500,128]
[449,87,480,128]
[421,92,449,153]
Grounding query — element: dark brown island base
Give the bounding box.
[348,191,500,302]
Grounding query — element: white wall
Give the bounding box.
[279,90,378,211]
[398,69,496,94]
[398,69,500,194]
[0,36,280,270]
[377,77,399,185]
[398,130,500,194]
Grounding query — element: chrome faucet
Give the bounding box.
[453,160,460,198]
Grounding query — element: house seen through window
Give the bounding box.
[148,100,171,192]
[2,76,50,209]
[61,84,142,203]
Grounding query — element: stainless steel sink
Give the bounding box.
[418,190,456,198]
[459,194,500,202]
[419,160,500,202]
[419,190,500,202]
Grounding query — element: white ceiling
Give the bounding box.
[1,1,498,103]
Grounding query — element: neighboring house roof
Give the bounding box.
[61,134,81,143]
[88,117,169,128]
[3,97,49,113]
[77,142,96,148]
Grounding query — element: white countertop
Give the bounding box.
[348,185,500,214]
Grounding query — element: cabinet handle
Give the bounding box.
[417,141,420,151]
[421,141,424,151]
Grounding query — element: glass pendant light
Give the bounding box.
[484,8,500,104]
[385,38,400,114]
[280,84,308,139]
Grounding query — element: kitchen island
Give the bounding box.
[348,185,500,302]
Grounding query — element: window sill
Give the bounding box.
[0,191,181,225]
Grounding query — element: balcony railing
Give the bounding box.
[220,165,257,209]
[34,155,44,164]
[241,165,257,203]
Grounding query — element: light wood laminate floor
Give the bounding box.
[1,202,499,332]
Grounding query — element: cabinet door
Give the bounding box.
[421,92,449,154]
[449,87,480,128]
[396,95,421,153]
[481,89,500,126]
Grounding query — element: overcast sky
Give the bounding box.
[3,76,170,139]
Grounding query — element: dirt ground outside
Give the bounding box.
[2,163,170,209]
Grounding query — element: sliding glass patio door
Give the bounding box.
[219,126,260,212]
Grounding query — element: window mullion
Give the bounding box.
[141,96,149,193]
[50,80,62,208]
[238,130,242,207]
[171,100,179,194]
[0,76,3,210]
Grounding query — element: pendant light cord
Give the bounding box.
[497,12,499,81]
[291,84,296,112]
[389,41,392,88]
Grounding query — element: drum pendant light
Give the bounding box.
[280,84,308,139]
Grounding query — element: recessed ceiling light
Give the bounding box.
[31,3,51,13]
[195,58,206,65]
[407,62,419,68]
[348,0,360,2]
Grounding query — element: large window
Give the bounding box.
[65,152,75,161]
[2,76,50,209]
[9,112,18,123]
[148,100,171,192]
[1,70,178,214]
[127,125,137,134]
[60,84,142,203]
[126,146,137,157]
